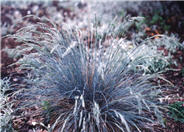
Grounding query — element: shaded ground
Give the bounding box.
[1,1,184,131]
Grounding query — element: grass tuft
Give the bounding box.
[6,15,182,131]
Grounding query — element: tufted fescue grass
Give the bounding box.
[6,15,182,132]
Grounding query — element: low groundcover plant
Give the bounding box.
[6,15,182,131]
[168,101,184,123]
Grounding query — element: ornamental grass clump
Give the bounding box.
[7,15,180,131]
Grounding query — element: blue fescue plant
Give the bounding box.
[0,78,14,132]
[6,15,182,131]
[97,16,183,74]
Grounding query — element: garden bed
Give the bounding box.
[1,1,184,132]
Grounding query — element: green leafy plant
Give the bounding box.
[168,101,184,123]
[181,67,184,77]
[6,15,180,131]
[146,12,170,31]
[42,101,50,111]
[150,13,163,25]
[135,17,146,30]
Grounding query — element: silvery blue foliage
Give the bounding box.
[0,78,14,132]
[7,16,181,131]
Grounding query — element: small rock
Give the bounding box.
[13,78,18,82]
